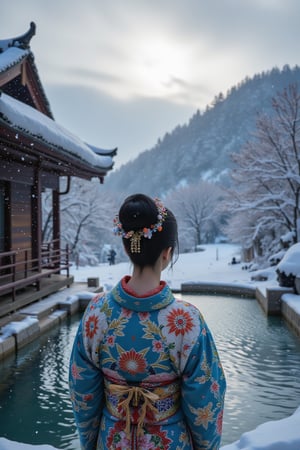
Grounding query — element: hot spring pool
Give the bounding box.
[0,294,300,448]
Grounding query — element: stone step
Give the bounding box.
[19,298,58,320]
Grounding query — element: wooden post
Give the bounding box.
[32,166,42,272]
[52,190,60,269]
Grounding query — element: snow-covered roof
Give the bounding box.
[87,143,117,157]
[0,47,30,73]
[0,22,53,119]
[0,21,35,72]
[0,23,116,175]
[0,92,115,171]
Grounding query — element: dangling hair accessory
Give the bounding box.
[129,231,142,253]
[113,198,167,253]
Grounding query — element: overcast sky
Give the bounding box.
[2,0,300,168]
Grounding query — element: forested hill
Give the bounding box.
[104,65,300,197]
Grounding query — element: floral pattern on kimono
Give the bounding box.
[69,277,226,450]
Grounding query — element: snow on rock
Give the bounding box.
[0,438,58,450]
[221,406,300,450]
[281,230,296,245]
[268,250,285,265]
[0,316,38,342]
[276,243,300,277]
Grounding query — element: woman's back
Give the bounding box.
[69,194,226,449]
[70,277,225,449]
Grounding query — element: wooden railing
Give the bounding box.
[0,239,71,301]
[41,239,70,271]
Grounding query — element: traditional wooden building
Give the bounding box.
[0,23,116,314]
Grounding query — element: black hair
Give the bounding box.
[118,193,178,270]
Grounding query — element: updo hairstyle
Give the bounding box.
[118,193,178,269]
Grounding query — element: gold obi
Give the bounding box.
[104,378,180,436]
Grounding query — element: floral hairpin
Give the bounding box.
[113,198,167,253]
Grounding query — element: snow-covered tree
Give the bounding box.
[226,83,300,257]
[42,178,117,262]
[166,181,223,251]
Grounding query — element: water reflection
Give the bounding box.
[184,295,300,444]
[0,316,80,449]
[0,296,299,448]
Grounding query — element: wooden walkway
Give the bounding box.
[0,274,74,323]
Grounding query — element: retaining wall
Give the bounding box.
[181,282,256,298]
[0,285,101,361]
[281,295,300,337]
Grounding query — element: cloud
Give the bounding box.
[65,67,123,85]
[2,0,300,165]
[46,82,195,168]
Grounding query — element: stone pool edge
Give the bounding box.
[181,281,300,337]
[0,283,102,361]
[0,281,299,360]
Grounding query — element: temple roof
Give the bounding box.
[0,22,53,118]
[0,91,114,171]
[0,23,116,179]
[0,21,36,52]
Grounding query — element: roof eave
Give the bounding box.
[0,121,112,181]
[87,143,118,158]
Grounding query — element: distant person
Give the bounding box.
[75,252,79,270]
[231,257,237,264]
[108,248,116,265]
[69,193,226,449]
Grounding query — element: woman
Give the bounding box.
[69,194,226,450]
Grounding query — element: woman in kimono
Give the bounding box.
[69,194,226,450]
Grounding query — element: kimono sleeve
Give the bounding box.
[181,315,226,450]
[69,318,104,450]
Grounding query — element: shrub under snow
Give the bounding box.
[276,243,300,287]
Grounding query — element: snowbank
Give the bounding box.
[221,406,300,450]
[277,243,300,277]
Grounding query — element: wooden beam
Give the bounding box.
[0,63,22,85]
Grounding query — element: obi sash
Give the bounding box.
[104,377,181,436]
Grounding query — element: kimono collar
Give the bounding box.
[110,276,175,312]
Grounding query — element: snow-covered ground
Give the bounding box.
[73,243,271,291]
[1,244,300,450]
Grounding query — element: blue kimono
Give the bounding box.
[69,277,226,450]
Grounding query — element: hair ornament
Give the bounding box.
[113,198,167,253]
